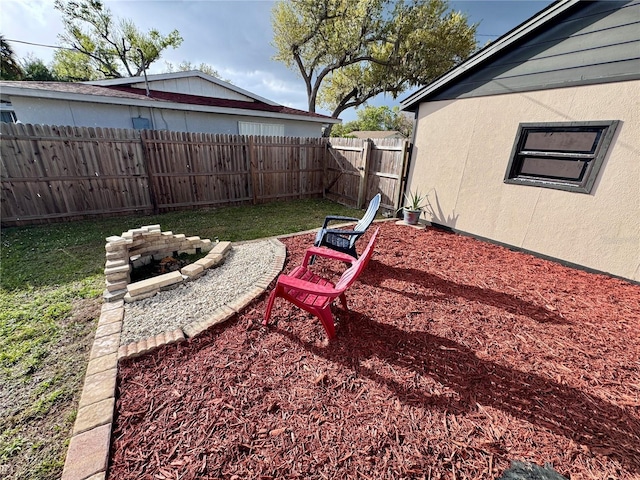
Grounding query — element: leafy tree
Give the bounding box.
[330,105,413,137]
[1,35,24,80]
[53,0,183,79]
[272,0,476,124]
[21,55,59,81]
[52,48,100,81]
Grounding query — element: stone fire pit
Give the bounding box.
[103,225,230,303]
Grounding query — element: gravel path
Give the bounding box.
[121,240,278,345]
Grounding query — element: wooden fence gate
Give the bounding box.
[324,137,409,212]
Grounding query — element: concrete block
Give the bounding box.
[103,289,127,302]
[154,332,166,347]
[118,345,128,360]
[124,290,158,303]
[169,328,186,343]
[127,271,183,297]
[181,264,204,277]
[203,305,236,328]
[101,300,123,313]
[105,250,127,261]
[78,368,117,409]
[86,353,118,377]
[210,241,232,256]
[105,279,128,293]
[182,321,204,338]
[105,259,127,269]
[85,472,106,480]
[159,281,182,292]
[201,239,213,252]
[95,321,121,339]
[89,333,120,360]
[105,235,125,244]
[105,242,128,253]
[195,257,217,269]
[61,424,110,480]
[104,264,131,276]
[73,397,115,435]
[204,253,225,267]
[99,307,124,325]
[105,271,129,284]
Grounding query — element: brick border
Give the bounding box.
[61,237,286,480]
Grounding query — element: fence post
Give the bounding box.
[357,139,372,209]
[247,136,258,204]
[322,139,329,198]
[395,139,411,212]
[139,130,159,214]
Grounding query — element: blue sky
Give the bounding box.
[0,0,554,121]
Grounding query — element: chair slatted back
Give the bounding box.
[349,194,381,248]
[335,228,379,291]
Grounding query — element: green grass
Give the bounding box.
[0,198,363,479]
[1,198,360,290]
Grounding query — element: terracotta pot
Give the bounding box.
[403,208,421,225]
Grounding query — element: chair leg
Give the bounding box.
[317,307,336,340]
[263,286,280,325]
[338,293,348,310]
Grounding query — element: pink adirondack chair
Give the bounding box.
[263,228,380,339]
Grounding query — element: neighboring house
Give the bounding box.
[401,0,639,282]
[349,130,406,139]
[0,70,339,137]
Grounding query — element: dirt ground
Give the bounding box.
[1,297,100,480]
[109,222,640,479]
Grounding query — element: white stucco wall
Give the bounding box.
[406,80,640,282]
[9,97,325,137]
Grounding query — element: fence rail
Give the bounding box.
[1,123,408,226]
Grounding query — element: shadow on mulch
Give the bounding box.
[361,260,570,325]
[280,313,639,466]
[110,222,640,480]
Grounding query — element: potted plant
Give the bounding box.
[401,190,427,225]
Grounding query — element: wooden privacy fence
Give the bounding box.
[1,123,409,226]
[325,137,409,211]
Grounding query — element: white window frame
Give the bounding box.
[238,121,284,137]
[0,102,17,123]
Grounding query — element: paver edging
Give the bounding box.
[62,237,287,480]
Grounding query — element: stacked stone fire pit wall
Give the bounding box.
[103,225,224,303]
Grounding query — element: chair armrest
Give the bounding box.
[322,215,360,228]
[277,275,339,296]
[303,246,356,266]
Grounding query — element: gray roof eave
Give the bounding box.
[84,70,281,106]
[1,85,341,124]
[400,0,581,111]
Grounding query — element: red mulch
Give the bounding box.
[109,222,640,480]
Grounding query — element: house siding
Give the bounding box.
[9,97,324,137]
[406,81,640,282]
[431,0,640,100]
